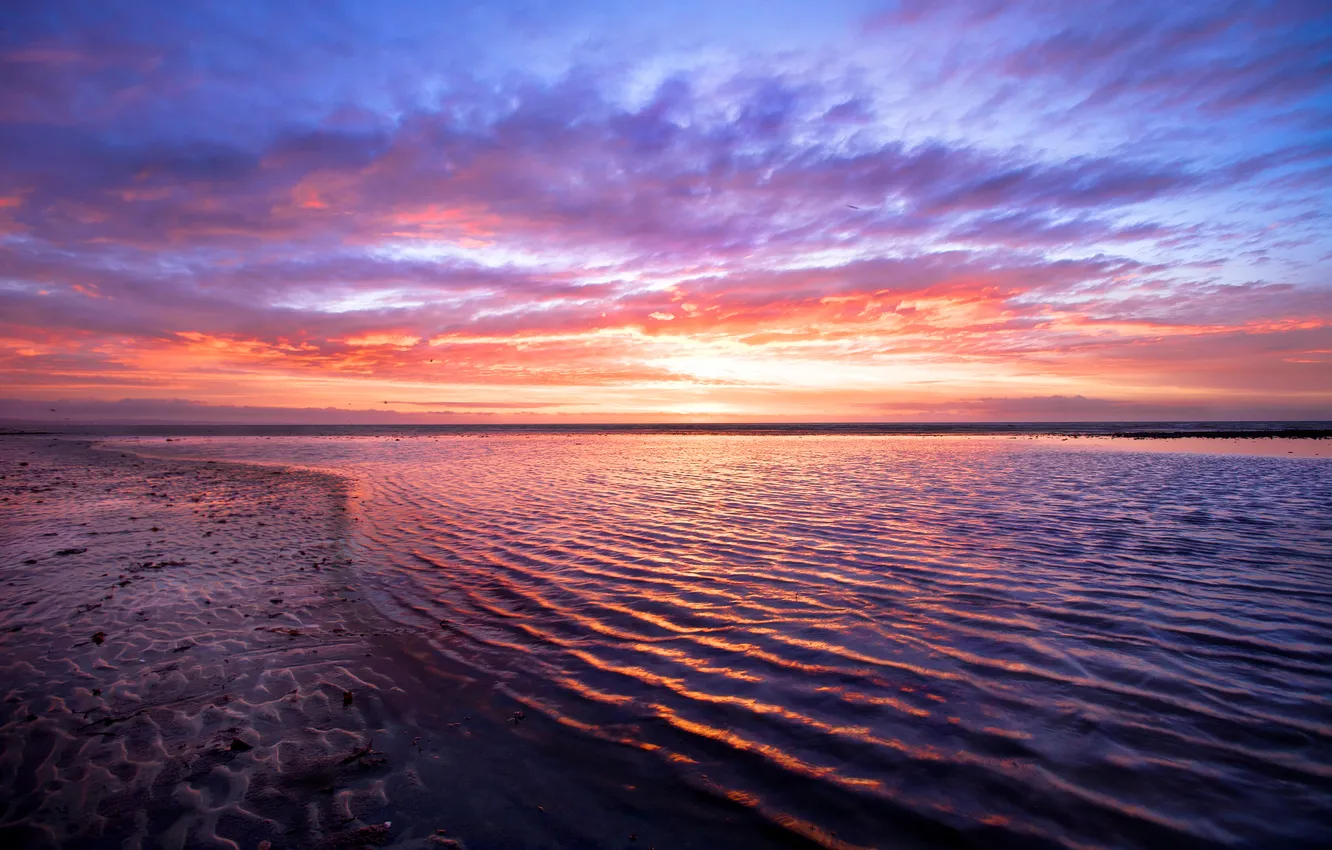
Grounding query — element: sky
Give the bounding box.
[1,0,1330,423]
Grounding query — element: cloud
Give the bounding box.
[859,394,1332,422]
[0,398,511,425]
[0,0,1328,419]
[383,399,566,408]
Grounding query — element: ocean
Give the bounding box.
[2,430,1330,848]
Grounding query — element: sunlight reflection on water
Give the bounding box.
[124,434,1332,848]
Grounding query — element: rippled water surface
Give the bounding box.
[126,434,1332,848]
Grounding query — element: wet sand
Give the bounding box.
[0,438,832,850]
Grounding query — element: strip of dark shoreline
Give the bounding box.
[1102,428,1331,439]
[2,421,1329,438]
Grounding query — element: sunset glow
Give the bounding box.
[2,0,1329,422]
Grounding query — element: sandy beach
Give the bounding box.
[0,437,423,849]
[1,438,820,850]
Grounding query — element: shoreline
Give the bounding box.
[0,438,843,850]
[2,421,1330,440]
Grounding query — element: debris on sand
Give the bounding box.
[228,737,253,752]
[337,740,383,766]
[56,548,88,556]
[91,631,106,645]
[138,560,188,570]
[343,690,354,707]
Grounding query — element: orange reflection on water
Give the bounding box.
[130,433,1332,848]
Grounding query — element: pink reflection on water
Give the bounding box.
[115,433,1332,847]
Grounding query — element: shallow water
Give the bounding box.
[97,435,1332,846]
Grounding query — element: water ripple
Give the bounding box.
[126,434,1332,848]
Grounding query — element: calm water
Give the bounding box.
[125,434,1332,848]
